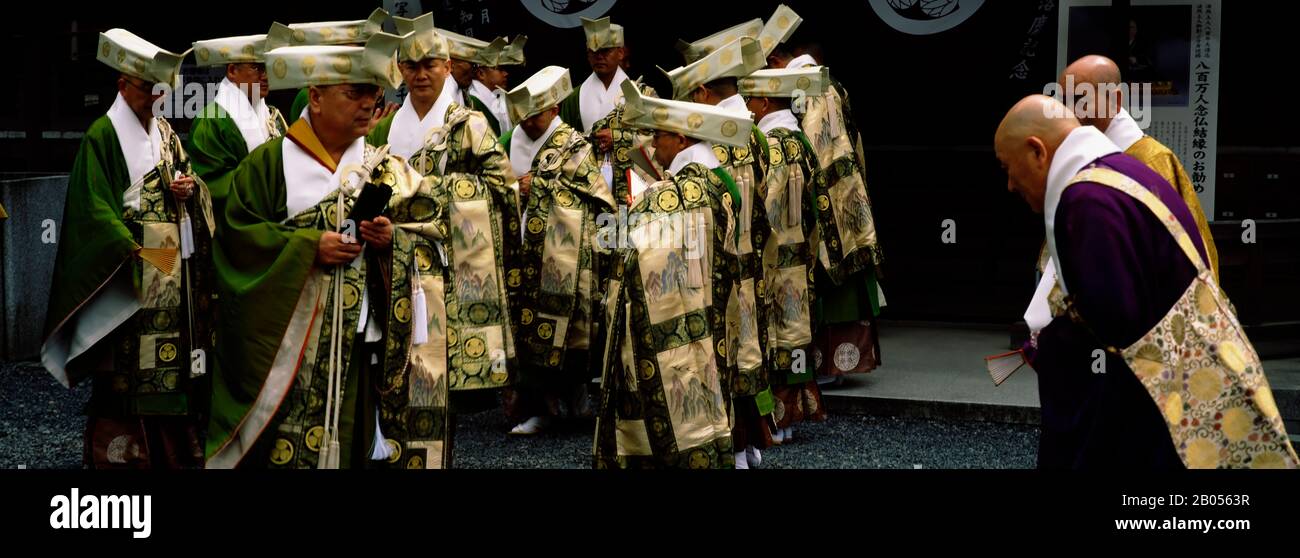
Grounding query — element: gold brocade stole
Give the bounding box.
[761,129,816,374]
[800,88,881,282]
[715,138,767,395]
[1065,167,1297,469]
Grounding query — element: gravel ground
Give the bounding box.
[2,360,1039,469]
[453,408,1039,469]
[0,361,88,469]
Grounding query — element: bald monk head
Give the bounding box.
[994,95,1080,213]
[1060,55,1124,131]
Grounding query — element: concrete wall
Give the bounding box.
[1,176,68,360]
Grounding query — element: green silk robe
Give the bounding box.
[187,101,287,223]
[205,134,454,469]
[43,115,217,420]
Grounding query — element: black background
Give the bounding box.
[2,469,1292,546]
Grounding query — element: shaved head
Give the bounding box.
[996,95,1080,151]
[1062,55,1122,87]
[1060,55,1125,130]
[994,95,1080,213]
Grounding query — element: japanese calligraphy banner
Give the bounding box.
[383,0,426,25]
[1057,0,1222,217]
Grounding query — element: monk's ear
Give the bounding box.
[308,86,322,115]
[691,86,708,103]
[1026,136,1048,165]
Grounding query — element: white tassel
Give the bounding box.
[317,428,335,469]
[600,158,614,194]
[412,265,428,345]
[319,189,347,470]
[370,409,393,461]
[322,440,340,469]
[686,219,706,288]
[179,214,194,259]
[174,169,194,259]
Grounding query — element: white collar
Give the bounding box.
[281,116,377,337]
[1024,261,1058,335]
[470,79,501,102]
[106,93,162,192]
[214,78,272,154]
[668,141,721,175]
[717,94,749,114]
[578,66,629,134]
[388,79,455,159]
[509,116,563,179]
[282,115,368,218]
[1104,108,1145,152]
[758,109,801,134]
[470,79,512,129]
[785,54,818,69]
[1044,125,1121,294]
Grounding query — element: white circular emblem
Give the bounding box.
[107,435,139,464]
[833,342,861,372]
[868,0,985,36]
[521,0,620,29]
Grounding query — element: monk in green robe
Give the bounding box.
[206,33,455,470]
[42,29,215,469]
[187,33,287,225]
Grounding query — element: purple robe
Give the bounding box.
[1033,152,1210,470]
